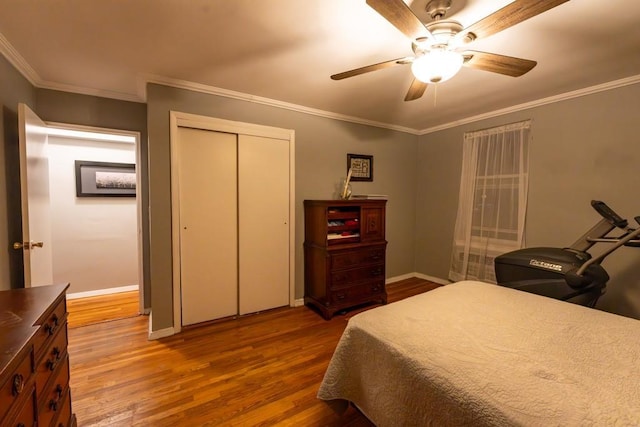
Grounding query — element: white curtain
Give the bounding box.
[449,120,531,283]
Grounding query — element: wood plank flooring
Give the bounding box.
[67,290,140,328]
[66,278,441,426]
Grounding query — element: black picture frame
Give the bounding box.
[75,160,136,197]
[347,153,373,182]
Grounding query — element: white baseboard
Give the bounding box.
[293,274,449,308]
[67,284,139,300]
[387,272,451,286]
[413,273,451,285]
[148,327,174,340]
[147,311,175,340]
[148,273,448,338]
[385,273,416,284]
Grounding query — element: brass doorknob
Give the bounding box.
[12,241,44,250]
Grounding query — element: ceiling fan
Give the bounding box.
[331,0,570,101]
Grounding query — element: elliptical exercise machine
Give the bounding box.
[494,200,640,307]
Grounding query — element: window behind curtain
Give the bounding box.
[449,120,531,283]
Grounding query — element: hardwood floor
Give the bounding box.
[66,278,441,426]
[67,290,140,328]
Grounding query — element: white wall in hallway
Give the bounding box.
[47,135,137,294]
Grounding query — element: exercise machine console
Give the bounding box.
[494,200,640,307]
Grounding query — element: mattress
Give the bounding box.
[317,280,640,426]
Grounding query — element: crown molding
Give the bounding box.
[0,32,142,103]
[142,73,420,135]
[37,80,143,103]
[0,32,39,85]
[3,31,638,136]
[418,74,640,135]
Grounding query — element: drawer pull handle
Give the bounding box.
[336,293,346,300]
[370,268,382,276]
[49,385,63,412]
[44,314,59,336]
[46,347,62,371]
[12,373,24,396]
[17,424,26,427]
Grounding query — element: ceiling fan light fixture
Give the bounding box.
[411,49,463,83]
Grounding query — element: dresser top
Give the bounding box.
[0,284,69,375]
[303,199,387,206]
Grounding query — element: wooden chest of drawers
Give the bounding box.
[304,199,387,319]
[0,284,76,427]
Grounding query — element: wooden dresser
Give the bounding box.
[0,284,76,427]
[304,199,387,319]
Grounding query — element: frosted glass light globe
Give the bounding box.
[411,49,463,83]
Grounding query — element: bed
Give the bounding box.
[318,280,640,426]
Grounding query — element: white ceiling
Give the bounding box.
[1,0,639,133]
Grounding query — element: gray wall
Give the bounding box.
[415,82,640,319]
[5,48,638,327]
[0,54,149,300]
[147,83,418,332]
[0,54,35,290]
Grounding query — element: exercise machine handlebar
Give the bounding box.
[591,200,628,229]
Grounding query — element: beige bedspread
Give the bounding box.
[318,280,640,426]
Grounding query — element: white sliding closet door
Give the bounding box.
[238,135,290,314]
[177,127,238,326]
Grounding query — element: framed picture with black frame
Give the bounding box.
[75,160,136,197]
[347,153,373,182]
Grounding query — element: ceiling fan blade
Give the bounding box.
[366,0,433,42]
[459,0,570,42]
[405,78,428,101]
[462,50,537,77]
[331,57,412,80]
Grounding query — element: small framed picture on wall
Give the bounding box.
[75,160,136,197]
[347,153,373,182]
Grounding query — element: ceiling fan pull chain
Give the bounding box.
[434,84,438,107]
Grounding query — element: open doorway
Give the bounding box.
[45,123,144,323]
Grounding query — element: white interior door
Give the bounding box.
[238,135,290,314]
[17,103,54,287]
[177,127,238,326]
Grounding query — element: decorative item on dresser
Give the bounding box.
[304,199,387,319]
[0,284,77,427]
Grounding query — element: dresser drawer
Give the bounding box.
[32,297,67,360]
[0,284,74,427]
[5,384,36,427]
[330,281,385,305]
[38,354,70,427]
[35,323,68,399]
[0,346,34,423]
[331,264,384,288]
[53,387,72,427]
[330,246,385,270]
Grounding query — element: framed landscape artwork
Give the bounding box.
[75,160,136,197]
